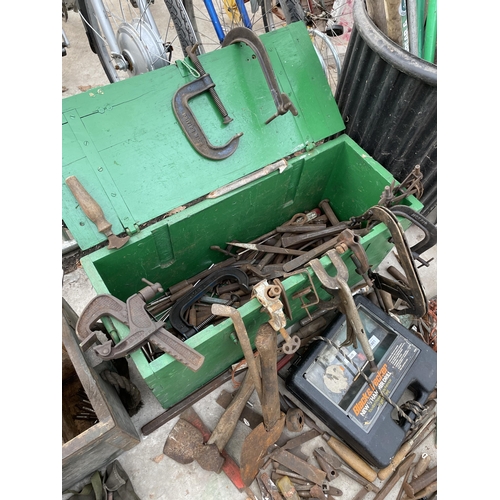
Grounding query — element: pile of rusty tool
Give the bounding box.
[159,294,437,498]
[141,184,434,350]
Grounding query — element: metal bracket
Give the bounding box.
[252,280,300,354]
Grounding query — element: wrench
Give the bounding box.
[76,279,205,371]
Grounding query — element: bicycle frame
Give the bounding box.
[202,0,252,43]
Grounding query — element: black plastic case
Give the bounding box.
[286,295,436,468]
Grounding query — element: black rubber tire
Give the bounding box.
[279,0,305,24]
[162,0,200,56]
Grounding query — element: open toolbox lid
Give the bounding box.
[62,22,345,250]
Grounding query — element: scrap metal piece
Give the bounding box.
[286,408,305,433]
[221,27,298,124]
[272,449,327,485]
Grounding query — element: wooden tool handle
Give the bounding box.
[207,371,255,452]
[255,323,280,429]
[324,434,377,482]
[65,175,112,235]
[377,440,413,480]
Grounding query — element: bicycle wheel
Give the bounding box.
[308,28,342,94]
[185,0,304,53]
[300,0,354,95]
[78,0,199,82]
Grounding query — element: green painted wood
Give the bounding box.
[62,22,344,250]
[80,134,423,409]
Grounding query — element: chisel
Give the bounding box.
[65,175,129,249]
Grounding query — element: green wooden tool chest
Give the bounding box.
[62,22,423,410]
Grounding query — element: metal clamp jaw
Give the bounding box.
[76,279,205,372]
[221,27,298,125]
[308,250,378,372]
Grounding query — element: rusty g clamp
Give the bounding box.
[76,279,205,372]
[172,45,243,160]
[221,27,298,125]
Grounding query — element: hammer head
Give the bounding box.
[107,233,130,249]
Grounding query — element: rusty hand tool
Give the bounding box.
[186,44,232,124]
[319,199,341,226]
[403,465,437,498]
[313,451,338,482]
[286,407,305,432]
[260,472,284,500]
[372,453,415,500]
[206,370,255,453]
[282,236,340,273]
[240,323,286,486]
[277,475,300,500]
[76,279,204,371]
[168,406,245,490]
[313,447,379,493]
[170,267,250,339]
[257,475,274,500]
[308,249,378,372]
[281,224,348,248]
[395,461,414,500]
[412,480,437,499]
[252,280,301,354]
[280,395,379,486]
[65,175,129,249]
[271,449,326,485]
[163,418,224,472]
[363,205,428,317]
[390,205,437,258]
[321,434,377,483]
[221,27,298,125]
[377,402,436,480]
[211,304,263,401]
[230,242,307,256]
[295,484,342,498]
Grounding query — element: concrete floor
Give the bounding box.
[62,5,437,499]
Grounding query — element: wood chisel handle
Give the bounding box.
[207,370,255,452]
[322,433,377,482]
[377,440,413,480]
[65,175,112,236]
